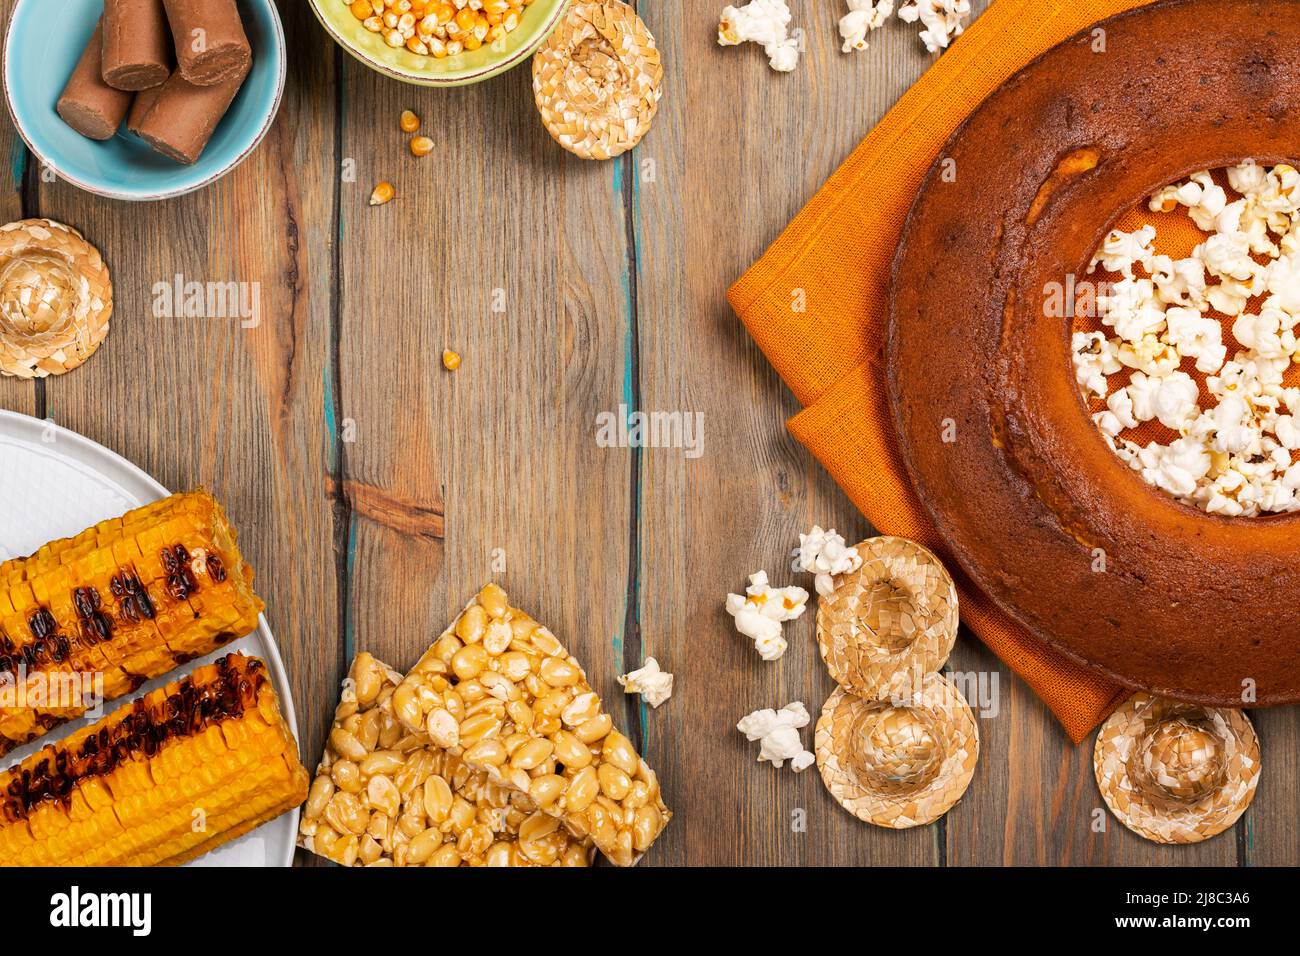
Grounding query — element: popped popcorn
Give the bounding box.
[736,702,815,771]
[839,0,894,52]
[725,570,809,661]
[1073,332,1122,397]
[718,0,801,72]
[1183,172,1229,231]
[1073,164,1300,516]
[791,525,863,596]
[897,0,971,53]
[1098,277,1166,342]
[1089,225,1157,279]
[618,657,674,708]
[1164,307,1226,374]
[1149,254,1207,309]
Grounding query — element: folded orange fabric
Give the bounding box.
[728,0,1164,744]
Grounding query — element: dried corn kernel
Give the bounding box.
[370,181,395,206]
[410,135,435,157]
[442,349,461,371]
[400,109,421,133]
[344,0,528,59]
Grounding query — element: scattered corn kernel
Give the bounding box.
[400,110,421,133]
[342,0,529,59]
[410,136,434,157]
[442,349,461,371]
[370,181,395,206]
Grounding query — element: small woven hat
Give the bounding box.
[532,0,663,161]
[816,536,959,701]
[815,673,979,829]
[1093,693,1260,844]
[0,219,111,379]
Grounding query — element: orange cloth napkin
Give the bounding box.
[729,0,1164,744]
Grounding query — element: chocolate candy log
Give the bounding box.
[135,63,249,164]
[102,0,172,91]
[162,0,252,86]
[126,74,168,136]
[56,21,133,140]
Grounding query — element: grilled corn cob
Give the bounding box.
[0,654,308,866]
[0,491,264,755]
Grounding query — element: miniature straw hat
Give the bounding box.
[0,219,111,379]
[1093,693,1260,844]
[532,0,663,161]
[816,536,959,701]
[815,674,979,829]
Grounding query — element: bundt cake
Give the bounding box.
[888,0,1300,705]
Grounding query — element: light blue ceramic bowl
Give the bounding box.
[3,0,285,201]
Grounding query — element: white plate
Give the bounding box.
[0,410,300,867]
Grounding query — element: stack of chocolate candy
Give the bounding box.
[56,0,254,164]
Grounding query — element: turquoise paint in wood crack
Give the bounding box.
[322,365,338,467]
[9,139,26,190]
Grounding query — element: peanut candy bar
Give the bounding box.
[298,652,593,867]
[392,584,671,866]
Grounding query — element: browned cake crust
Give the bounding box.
[888,0,1300,706]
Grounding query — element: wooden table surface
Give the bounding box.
[1,0,1294,867]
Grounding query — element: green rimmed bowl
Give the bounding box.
[308,0,570,86]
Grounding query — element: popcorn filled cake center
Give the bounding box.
[1070,162,1300,517]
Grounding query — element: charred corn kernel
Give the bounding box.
[400,109,421,133]
[350,0,372,18]
[442,349,461,371]
[0,490,264,756]
[410,135,434,157]
[369,181,395,205]
[0,655,308,867]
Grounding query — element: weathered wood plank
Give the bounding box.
[0,0,34,418]
[632,2,963,865]
[1243,709,1298,866]
[29,0,339,861]
[332,33,632,820]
